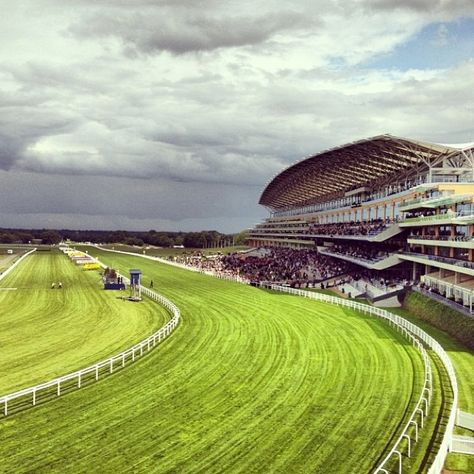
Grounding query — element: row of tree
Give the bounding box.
[0,228,249,248]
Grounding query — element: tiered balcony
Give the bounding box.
[407,235,474,249]
[307,223,403,242]
[318,248,402,270]
[399,211,474,227]
[399,252,474,277]
[399,193,473,212]
[420,273,474,313]
[248,236,315,246]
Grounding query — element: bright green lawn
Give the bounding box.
[0,250,168,394]
[389,308,474,473]
[389,307,474,414]
[313,291,474,473]
[0,247,428,473]
[0,246,30,273]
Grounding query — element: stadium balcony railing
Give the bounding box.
[400,210,474,226]
[272,184,419,218]
[416,286,474,317]
[402,251,474,271]
[400,193,473,212]
[408,234,472,242]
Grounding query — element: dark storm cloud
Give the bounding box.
[0,171,265,231]
[0,133,23,170]
[0,98,81,171]
[1,0,473,232]
[68,8,311,55]
[363,0,474,14]
[0,58,288,186]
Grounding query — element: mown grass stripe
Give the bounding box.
[0,247,425,473]
[0,250,168,394]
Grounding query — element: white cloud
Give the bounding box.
[0,1,472,231]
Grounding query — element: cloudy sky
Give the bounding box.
[0,0,473,232]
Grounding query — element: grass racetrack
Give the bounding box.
[0,250,168,394]
[0,247,429,473]
[391,307,474,473]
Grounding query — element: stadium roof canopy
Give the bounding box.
[259,134,474,211]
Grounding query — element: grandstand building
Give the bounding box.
[249,134,474,311]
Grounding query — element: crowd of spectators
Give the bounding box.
[169,243,411,291]
[221,248,353,285]
[307,218,394,237]
[347,269,409,289]
[171,247,354,286]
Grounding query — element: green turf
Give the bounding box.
[390,307,474,414]
[0,250,168,394]
[0,246,430,473]
[0,254,17,273]
[0,247,30,273]
[389,307,474,473]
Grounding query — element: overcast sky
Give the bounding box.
[0,0,473,233]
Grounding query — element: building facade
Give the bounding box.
[249,134,474,311]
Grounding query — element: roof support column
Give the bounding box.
[461,149,474,181]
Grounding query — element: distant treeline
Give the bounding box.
[0,228,249,248]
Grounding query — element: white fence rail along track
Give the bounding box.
[94,246,459,473]
[0,251,181,417]
[451,435,474,455]
[453,410,474,455]
[0,248,37,283]
[457,410,474,431]
[267,285,458,474]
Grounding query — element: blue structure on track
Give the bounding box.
[129,269,142,301]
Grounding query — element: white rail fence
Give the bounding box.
[457,410,474,431]
[0,248,37,283]
[0,253,181,417]
[452,435,474,455]
[268,284,458,474]
[93,246,459,473]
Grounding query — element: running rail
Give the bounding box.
[93,246,458,473]
[0,254,181,416]
[0,248,37,283]
[269,285,458,474]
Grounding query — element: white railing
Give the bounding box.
[457,410,474,431]
[0,255,181,417]
[451,435,474,455]
[0,248,37,283]
[268,284,458,474]
[93,246,459,473]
